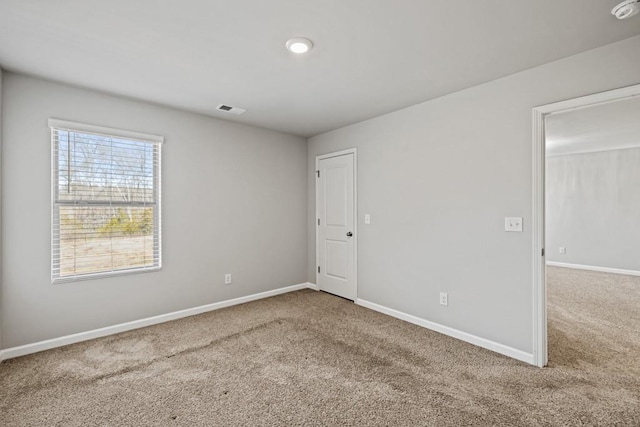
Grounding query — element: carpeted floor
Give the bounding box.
[1,267,639,426]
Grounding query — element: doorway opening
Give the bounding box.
[532,84,640,367]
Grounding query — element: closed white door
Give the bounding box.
[316,151,356,300]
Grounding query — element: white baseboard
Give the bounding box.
[546,261,640,277]
[355,298,535,366]
[306,282,319,291]
[0,282,316,362]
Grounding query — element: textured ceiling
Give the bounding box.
[1,0,639,137]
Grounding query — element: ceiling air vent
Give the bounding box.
[216,104,246,115]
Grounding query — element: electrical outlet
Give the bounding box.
[559,247,566,254]
[224,274,232,285]
[439,292,448,306]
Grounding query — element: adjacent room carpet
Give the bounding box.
[1,267,639,426]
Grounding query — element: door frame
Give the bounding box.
[315,148,358,300]
[532,83,640,368]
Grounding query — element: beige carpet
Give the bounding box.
[1,267,639,426]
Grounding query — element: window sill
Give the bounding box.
[52,265,162,284]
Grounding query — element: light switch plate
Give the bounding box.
[364,214,371,225]
[505,217,523,232]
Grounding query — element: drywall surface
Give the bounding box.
[546,148,640,272]
[307,35,640,354]
[1,73,307,348]
[0,67,3,349]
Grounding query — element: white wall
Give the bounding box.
[307,36,640,355]
[546,148,640,272]
[1,73,307,349]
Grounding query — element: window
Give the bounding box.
[49,119,163,283]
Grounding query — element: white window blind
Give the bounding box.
[49,119,163,283]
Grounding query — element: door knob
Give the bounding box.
[346,232,353,237]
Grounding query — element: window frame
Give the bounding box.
[49,119,164,284]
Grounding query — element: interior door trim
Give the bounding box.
[315,148,358,300]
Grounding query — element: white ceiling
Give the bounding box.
[1,1,639,137]
[546,95,640,156]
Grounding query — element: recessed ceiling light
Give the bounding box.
[286,37,313,54]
